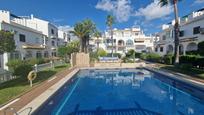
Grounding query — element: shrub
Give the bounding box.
[179,64,193,70]
[13,63,33,79]
[180,55,204,68]
[163,54,173,65]
[26,58,49,65]
[198,41,204,56]
[90,51,98,62]
[122,57,134,63]
[6,59,23,72]
[97,48,107,57]
[113,53,122,58]
[140,53,147,60]
[146,53,161,62]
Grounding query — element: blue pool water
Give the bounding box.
[34,69,204,115]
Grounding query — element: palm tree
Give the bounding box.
[94,30,102,51]
[72,22,87,52]
[106,15,115,57]
[159,0,182,65]
[82,19,96,53]
[72,19,96,53]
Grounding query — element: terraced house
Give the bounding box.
[0,10,70,71]
[103,28,154,54]
[155,8,204,56]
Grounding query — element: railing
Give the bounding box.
[0,60,65,84]
[0,70,15,84]
[33,60,65,72]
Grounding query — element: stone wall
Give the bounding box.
[71,53,90,67]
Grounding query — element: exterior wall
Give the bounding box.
[71,53,90,67]
[0,55,3,71]
[155,8,204,56]
[104,28,154,54]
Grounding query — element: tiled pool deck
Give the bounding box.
[0,64,204,115]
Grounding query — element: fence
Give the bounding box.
[0,70,14,84]
[33,60,65,72]
[0,60,65,84]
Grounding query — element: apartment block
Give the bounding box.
[155,8,204,56]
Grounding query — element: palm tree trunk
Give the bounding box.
[111,27,114,57]
[80,39,83,52]
[173,0,180,65]
[97,38,99,50]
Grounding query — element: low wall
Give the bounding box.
[71,53,90,67]
[93,62,145,68]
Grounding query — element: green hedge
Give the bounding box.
[180,55,204,68]
[13,63,33,79]
[140,53,161,63]
[163,54,174,65]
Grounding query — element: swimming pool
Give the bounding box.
[33,68,204,115]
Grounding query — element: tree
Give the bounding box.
[72,19,96,53]
[97,48,107,57]
[72,22,87,52]
[106,15,115,57]
[57,40,80,62]
[0,30,16,54]
[159,0,182,65]
[58,46,69,58]
[94,30,102,50]
[83,19,96,53]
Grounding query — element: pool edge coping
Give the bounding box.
[18,66,204,114]
[17,68,80,115]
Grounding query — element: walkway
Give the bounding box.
[0,67,76,115]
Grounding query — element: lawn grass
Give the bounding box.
[0,64,70,105]
[159,65,204,80]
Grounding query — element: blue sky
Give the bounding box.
[0,0,204,34]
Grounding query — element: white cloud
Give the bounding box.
[194,0,204,4]
[135,0,173,21]
[95,0,132,22]
[58,25,73,32]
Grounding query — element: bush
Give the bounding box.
[26,58,49,65]
[122,57,134,63]
[146,53,161,62]
[13,63,33,79]
[6,59,23,72]
[180,55,204,68]
[163,54,173,65]
[198,41,204,56]
[140,53,147,60]
[179,64,193,70]
[97,48,107,57]
[90,51,98,62]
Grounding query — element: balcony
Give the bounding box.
[22,43,45,49]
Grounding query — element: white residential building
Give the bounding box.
[103,28,154,54]
[0,10,68,71]
[155,8,204,56]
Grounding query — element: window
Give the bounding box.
[160,47,163,52]
[51,29,55,35]
[25,51,32,59]
[179,30,184,37]
[36,51,42,58]
[36,38,40,43]
[52,41,55,46]
[162,35,166,40]
[10,51,21,60]
[155,48,158,52]
[19,34,26,42]
[193,26,200,34]
[126,39,133,46]
[44,51,49,58]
